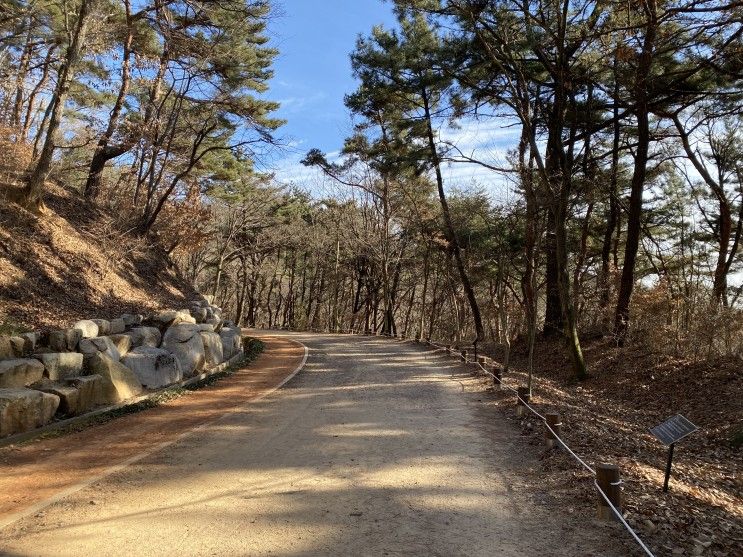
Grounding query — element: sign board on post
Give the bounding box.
[649,414,698,492]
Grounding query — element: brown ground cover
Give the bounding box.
[475,337,742,557]
[0,182,196,332]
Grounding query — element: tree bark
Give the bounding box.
[24,0,91,208]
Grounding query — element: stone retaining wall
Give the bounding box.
[0,296,244,438]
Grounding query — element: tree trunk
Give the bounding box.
[24,0,91,208]
[614,2,657,345]
[84,0,134,200]
[420,85,485,346]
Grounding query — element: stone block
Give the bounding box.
[48,329,82,352]
[108,334,133,357]
[122,347,183,389]
[200,331,224,367]
[91,319,111,335]
[145,310,195,331]
[121,314,143,328]
[109,318,126,334]
[35,352,84,380]
[86,353,143,404]
[161,324,205,377]
[0,388,60,436]
[33,380,81,416]
[79,337,121,364]
[9,336,31,357]
[66,375,103,409]
[190,307,208,323]
[20,332,40,353]
[73,320,99,339]
[0,359,45,388]
[219,328,243,361]
[122,327,162,349]
[0,337,14,360]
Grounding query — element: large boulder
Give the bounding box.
[161,324,205,377]
[108,334,133,357]
[32,380,82,416]
[79,337,121,364]
[47,328,82,352]
[86,353,143,404]
[34,352,84,380]
[219,328,243,361]
[205,317,223,333]
[66,375,103,409]
[0,359,45,388]
[122,327,161,349]
[91,319,111,335]
[109,318,126,334]
[73,320,99,339]
[0,388,60,436]
[145,310,196,331]
[122,347,182,389]
[200,331,224,367]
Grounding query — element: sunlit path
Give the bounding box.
[0,332,629,556]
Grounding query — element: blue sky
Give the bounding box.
[266,1,397,158]
[264,0,519,201]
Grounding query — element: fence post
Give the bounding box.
[596,463,622,520]
[445,344,451,355]
[477,355,486,366]
[516,387,530,416]
[545,413,561,449]
[461,349,468,363]
[492,364,502,388]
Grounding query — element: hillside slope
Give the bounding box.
[0,183,196,332]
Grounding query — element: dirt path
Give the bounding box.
[1,332,633,556]
[0,333,306,529]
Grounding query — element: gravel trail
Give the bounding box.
[1,332,629,556]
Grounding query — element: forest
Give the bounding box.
[1,0,741,385]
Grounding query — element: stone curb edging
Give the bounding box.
[0,349,247,449]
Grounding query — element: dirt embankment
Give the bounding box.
[0,183,196,332]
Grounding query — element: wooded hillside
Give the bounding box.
[1,1,740,420]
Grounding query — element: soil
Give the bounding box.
[0,182,196,333]
[472,336,743,557]
[0,333,305,529]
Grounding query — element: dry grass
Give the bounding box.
[0,180,197,331]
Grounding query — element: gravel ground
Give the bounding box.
[0,333,634,556]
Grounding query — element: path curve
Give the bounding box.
[0,333,306,530]
[1,332,632,556]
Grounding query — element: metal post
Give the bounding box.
[663,443,675,492]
